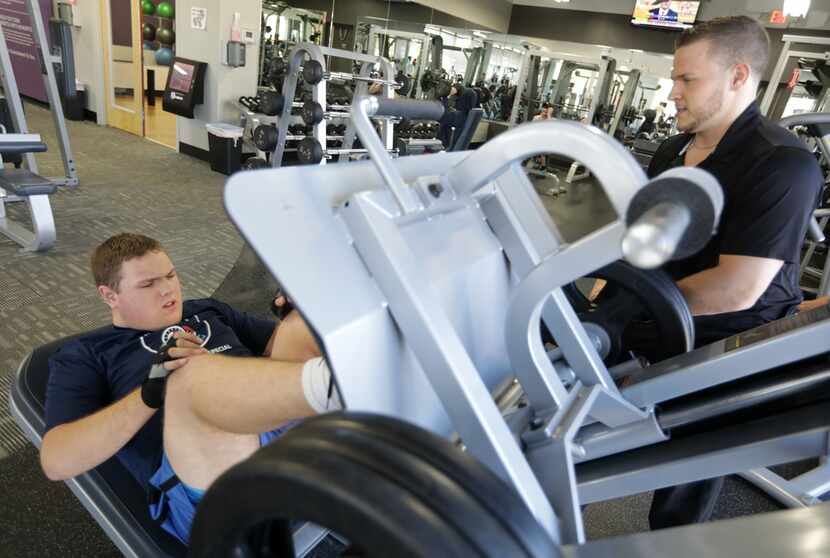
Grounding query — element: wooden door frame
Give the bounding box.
[99,0,143,136]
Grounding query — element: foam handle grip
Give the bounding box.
[372,98,445,120]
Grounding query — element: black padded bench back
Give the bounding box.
[451,108,484,152]
[11,330,187,558]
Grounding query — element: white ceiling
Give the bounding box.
[508,0,830,30]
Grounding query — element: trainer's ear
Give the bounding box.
[98,285,117,309]
[731,62,751,91]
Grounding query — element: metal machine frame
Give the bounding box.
[226,95,830,546]
[760,35,830,117]
[784,112,830,298]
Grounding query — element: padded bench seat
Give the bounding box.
[10,330,188,558]
[0,168,57,196]
[10,331,332,557]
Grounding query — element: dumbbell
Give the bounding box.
[238,96,260,112]
[259,91,284,116]
[296,137,392,165]
[302,59,407,91]
[253,124,279,152]
[301,101,352,126]
[242,157,269,170]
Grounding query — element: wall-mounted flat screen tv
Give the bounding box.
[632,1,700,30]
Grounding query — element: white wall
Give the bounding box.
[69,2,106,120]
[416,0,512,32]
[175,0,262,151]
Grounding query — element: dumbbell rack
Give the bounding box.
[270,43,398,167]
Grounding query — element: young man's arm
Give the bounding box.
[41,339,203,481]
[41,389,156,481]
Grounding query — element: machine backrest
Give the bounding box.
[9,331,187,558]
[451,108,484,151]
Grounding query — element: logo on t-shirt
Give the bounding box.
[139,315,213,354]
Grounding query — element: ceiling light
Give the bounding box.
[783,0,811,17]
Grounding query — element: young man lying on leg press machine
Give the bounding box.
[40,233,340,545]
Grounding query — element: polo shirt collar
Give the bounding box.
[705,101,761,161]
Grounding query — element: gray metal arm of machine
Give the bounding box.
[351,95,444,214]
[778,112,830,128]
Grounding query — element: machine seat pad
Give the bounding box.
[12,331,188,557]
[0,168,57,196]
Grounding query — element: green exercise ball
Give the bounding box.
[157,1,174,18]
[156,27,174,45]
[142,22,156,42]
[141,0,155,16]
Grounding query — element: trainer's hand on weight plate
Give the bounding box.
[163,331,209,371]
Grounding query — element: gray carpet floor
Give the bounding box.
[0,104,788,556]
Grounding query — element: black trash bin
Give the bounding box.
[206,123,244,175]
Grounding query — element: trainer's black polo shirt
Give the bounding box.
[648,102,823,346]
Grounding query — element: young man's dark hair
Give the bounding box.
[91,233,162,290]
[676,15,770,83]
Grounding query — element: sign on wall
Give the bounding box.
[191,7,206,31]
[0,0,52,102]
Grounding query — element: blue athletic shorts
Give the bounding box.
[148,422,298,545]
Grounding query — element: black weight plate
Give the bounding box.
[190,412,549,558]
[301,100,324,125]
[252,125,278,152]
[190,441,476,558]
[562,260,694,364]
[396,73,412,96]
[302,59,324,84]
[259,91,284,116]
[297,137,323,164]
[293,413,559,558]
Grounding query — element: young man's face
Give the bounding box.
[669,39,732,134]
[99,250,183,331]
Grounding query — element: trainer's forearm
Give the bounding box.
[677,266,754,316]
[41,389,155,481]
[186,354,315,435]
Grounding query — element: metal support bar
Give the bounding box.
[26,0,77,186]
[340,196,560,541]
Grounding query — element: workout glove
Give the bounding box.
[141,338,177,409]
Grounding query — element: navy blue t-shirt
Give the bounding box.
[44,298,275,491]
